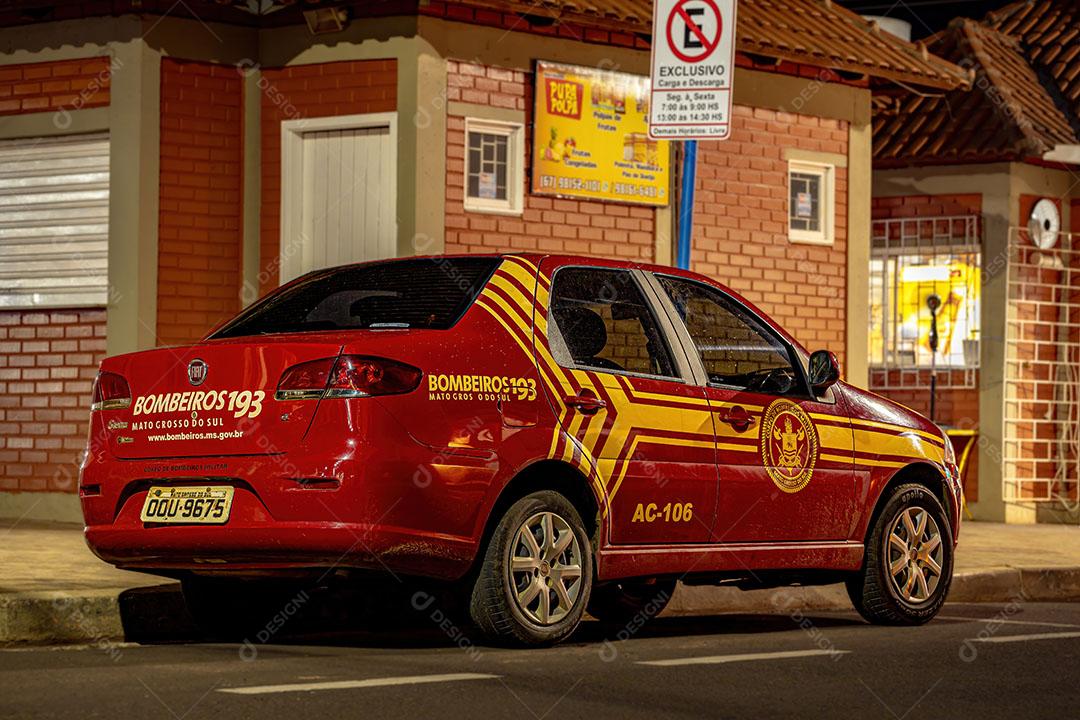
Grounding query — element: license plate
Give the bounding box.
[140,486,234,524]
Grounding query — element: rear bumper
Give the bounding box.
[79,406,499,581]
[84,522,475,579]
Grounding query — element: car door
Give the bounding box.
[536,262,718,545]
[650,273,857,543]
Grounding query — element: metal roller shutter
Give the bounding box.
[0,132,110,308]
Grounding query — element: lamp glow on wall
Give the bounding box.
[895,259,980,368]
[901,264,951,283]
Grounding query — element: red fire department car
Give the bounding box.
[81,255,960,645]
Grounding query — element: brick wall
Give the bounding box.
[157,59,244,346]
[869,193,984,500]
[0,310,106,493]
[0,59,112,497]
[869,373,980,426]
[690,106,849,367]
[871,193,982,220]
[259,59,397,294]
[443,62,859,357]
[1008,194,1071,498]
[444,60,655,261]
[1068,198,1080,502]
[0,56,111,115]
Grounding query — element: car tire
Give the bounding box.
[469,490,593,646]
[847,483,953,625]
[587,577,676,628]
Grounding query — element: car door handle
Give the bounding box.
[718,405,756,432]
[565,392,606,416]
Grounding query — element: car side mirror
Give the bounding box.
[808,350,840,395]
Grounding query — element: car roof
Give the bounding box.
[412,253,807,354]
[409,252,720,285]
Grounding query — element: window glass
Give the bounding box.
[787,161,834,245]
[549,268,676,378]
[789,171,821,232]
[212,257,498,338]
[868,214,981,370]
[467,131,509,201]
[658,276,799,395]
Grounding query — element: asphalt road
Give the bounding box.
[2,601,1078,719]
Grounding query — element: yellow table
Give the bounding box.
[944,428,978,520]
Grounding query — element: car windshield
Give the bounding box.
[211,257,499,338]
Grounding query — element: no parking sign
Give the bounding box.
[648,0,737,139]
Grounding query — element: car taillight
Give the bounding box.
[276,357,335,401]
[91,371,131,411]
[326,355,423,398]
[276,355,422,401]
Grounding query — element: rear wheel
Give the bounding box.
[587,577,676,628]
[469,491,593,646]
[847,483,953,625]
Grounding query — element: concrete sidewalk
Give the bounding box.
[1,519,1079,644]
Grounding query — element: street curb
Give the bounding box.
[0,590,125,648]
[1,567,1079,646]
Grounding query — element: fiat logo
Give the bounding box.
[187,359,208,386]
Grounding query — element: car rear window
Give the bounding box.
[211,257,500,338]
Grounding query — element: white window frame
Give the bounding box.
[787,160,835,246]
[463,117,524,216]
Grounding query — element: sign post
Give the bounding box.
[648,0,737,140]
[649,0,736,268]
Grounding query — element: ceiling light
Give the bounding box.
[303,7,349,34]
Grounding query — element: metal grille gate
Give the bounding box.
[1003,228,1080,504]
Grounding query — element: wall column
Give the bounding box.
[845,93,872,389]
[968,169,1014,521]
[241,66,262,306]
[106,38,160,354]
[397,36,447,256]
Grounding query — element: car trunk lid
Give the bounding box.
[99,335,343,459]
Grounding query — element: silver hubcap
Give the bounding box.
[886,506,944,604]
[509,511,583,625]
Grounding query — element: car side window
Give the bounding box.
[658,275,800,395]
[548,267,677,379]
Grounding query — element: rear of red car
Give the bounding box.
[80,256,530,580]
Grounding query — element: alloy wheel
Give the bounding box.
[508,511,584,625]
[885,506,945,604]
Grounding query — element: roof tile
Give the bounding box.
[874,2,1080,167]
[453,0,969,89]
[987,0,1080,119]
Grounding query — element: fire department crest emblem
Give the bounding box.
[760,399,819,493]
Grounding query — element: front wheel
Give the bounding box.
[847,483,953,625]
[469,491,593,646]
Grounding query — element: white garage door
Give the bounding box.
[0,132,110,308]
[280,115,397,283]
